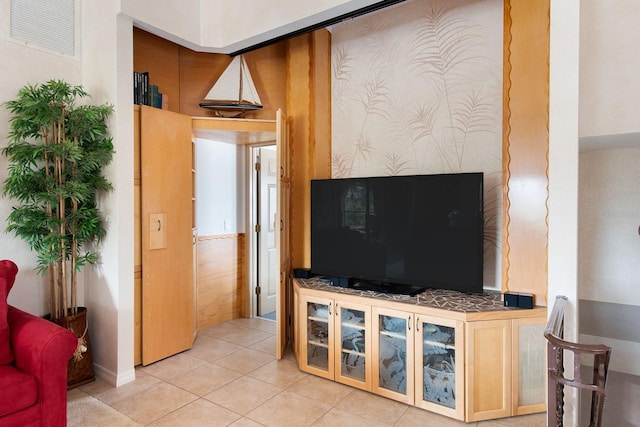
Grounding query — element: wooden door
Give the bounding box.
[275,108,289,359]
[140,106,194,365]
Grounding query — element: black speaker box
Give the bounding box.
[503,292,534,309]
[293,268,315,279]
[504,292,519,307]
[327,276,353,288]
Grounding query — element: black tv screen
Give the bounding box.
[311,173,483,295]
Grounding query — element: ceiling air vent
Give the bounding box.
[10,0,75,56]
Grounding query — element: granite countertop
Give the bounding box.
[296,277,520,313]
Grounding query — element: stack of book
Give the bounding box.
[133,71,166,109]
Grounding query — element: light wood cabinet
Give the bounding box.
[465,319,512,421]
[371,307,414,404]
[293,278,546,423]
[511,316,546,415]
[415,315,465,420]
[370,307,465,419]
[299,294,372,391]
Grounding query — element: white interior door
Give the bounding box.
[258,147,278,315]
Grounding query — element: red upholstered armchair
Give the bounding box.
[0,260,77,427]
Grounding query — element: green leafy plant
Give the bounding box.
[2,80,114,321]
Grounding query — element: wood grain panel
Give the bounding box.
[134,28,287,120]
[133,28,180,113]
[502,0,550,305]
[465,320,511,421]
[286,29,332,270]
[140,106,194,365]
[178,44,286,119]
[134,270,141,366]
[196,234,246,329]
[311,30,332,180]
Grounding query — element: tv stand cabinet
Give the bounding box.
[292,277,546,422]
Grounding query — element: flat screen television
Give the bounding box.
[310,172,484,295]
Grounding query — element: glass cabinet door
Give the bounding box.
[301,295,334,379]
[335,302,370,390]
[415,316,464,420]
[372,307,414,404]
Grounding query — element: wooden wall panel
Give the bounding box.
[286,29,332,270]
[178,43,286,119]
[196,234,246,329]
[133,27,181,113]
[502,0,550,305]
[134,28,286,120]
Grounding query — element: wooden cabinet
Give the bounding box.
[371,307,414,404]
[370,307,465,419]
[299,294,372,391]
[511,316,546,415]
[415,315,465,420]
[465,316,546,421]
[465,319,512,421]
[293,278,546,423]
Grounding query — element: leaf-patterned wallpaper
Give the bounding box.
[331,0,503,289]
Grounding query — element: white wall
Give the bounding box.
[549,0,581,423]
[0,0,81,314]
[196,139,246,236]
[122,0,384,53]
[578,146,640,377]
[579,0,640,138]
[81,1,136,386]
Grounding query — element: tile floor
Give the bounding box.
[69,317,545,426]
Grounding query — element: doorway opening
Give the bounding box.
[249,145,278,321]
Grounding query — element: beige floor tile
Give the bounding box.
[250,334,277,354]
[94,369,162,406]
[335,389,409,426]
[395,406,473,426]
[187,337,245,363]
[110,382,198,424]
[234,317,276,334]
[167,363,243,396]
[138,352,207,381]
[217,328,275,347]
[229,417,266,427]
[148,398,241,427]
[77,376,117,397]
[200,322,251,339]
[477,413,546,427]
[203,376,283,415]
[248,358,308,388]
[287,375,353,407]
[67,389,141,427]
[246,390,331,427]
[312,407,389,427]
[214,347,275,374]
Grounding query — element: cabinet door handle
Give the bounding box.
[416,317,420,332]
[408,316,411,331]
[329,302,332,316]
[335,303,339,316]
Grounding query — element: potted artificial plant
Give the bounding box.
[1,80,114,387]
